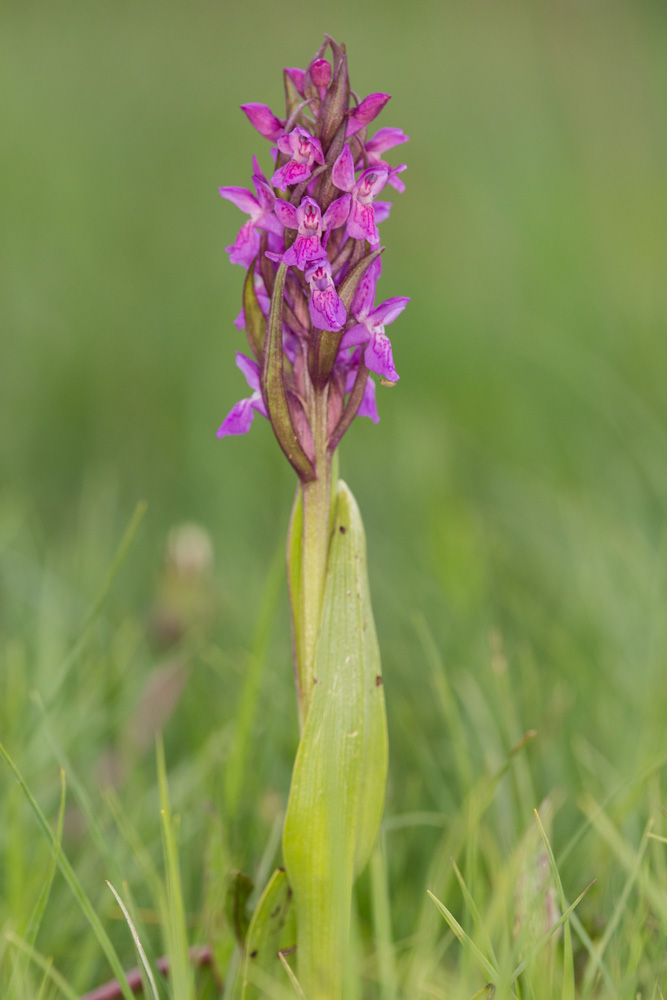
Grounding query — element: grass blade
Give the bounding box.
[0,743,135,1000]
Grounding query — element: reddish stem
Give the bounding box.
[78,945,215,1000]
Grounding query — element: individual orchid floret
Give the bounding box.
[219,158,283,267]
[217,353,268,437]
[363,127,410,193]
[341,259,408,382]
[305,256,346,332]
[240,102,285,141]
[271,194,350,270]
[332,146,388,245]
[346,93,391,138]
[309,58,332,98]
[271,127,325,190]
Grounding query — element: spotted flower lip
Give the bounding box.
[271,126,325,190]
[269,194,350,271]
[217,353,268,437]
[305,256,347,332]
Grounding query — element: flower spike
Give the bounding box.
[218,35,408,463]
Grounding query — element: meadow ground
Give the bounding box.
[2,1,667,996]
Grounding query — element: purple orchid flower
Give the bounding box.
[305,256,346,332]
[362,127,409,193]
[219,157,283,267]
[271,127,325,190]
[217,353,268,437]
[346,93,391,138]
[270,194,350,270]
[332,145,388,245]
[340,259,408,382]
[240,103,285,141]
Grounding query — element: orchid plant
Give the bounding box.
[217,36,409,999]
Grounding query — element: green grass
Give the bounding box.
[2,0,667,995]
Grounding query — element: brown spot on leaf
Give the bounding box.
[375,675,383,686]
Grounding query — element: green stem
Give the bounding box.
[297,386,332,726]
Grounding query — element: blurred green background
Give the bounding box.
[2,0,667,993]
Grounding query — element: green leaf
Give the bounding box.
[261,261,314,482]
[243,259,266,360]
[225,871,254,948]
[282,480,388,1000]
[242,869,296,1000]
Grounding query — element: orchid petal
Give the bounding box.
[347,201,379,244]
[322,193,351,231]
[274,199,299,229]
[370,296,410,327]
[350,257,381,319]
[219,186,260,215]
[365,127,410,154]
[346,92,391,137]
[240,103,285,141]
[309,287,347,332]
[373,201,392,225]
[332,145,356,192]
[358,373,380,423]
[365,331,399,382]
[271,160,312,189]
[340,323,371,350]
[235,351,262,392]
[226,221,260,267]
[284,67,305,96]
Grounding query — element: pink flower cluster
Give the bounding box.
[217,36,409,466]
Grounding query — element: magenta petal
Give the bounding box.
[227,222,260,267]
[365,331,399,382]
[322,193,351,231]
[294,233,323,270]
[235,352,261,392]
[351,257,381,318]
[371,296,410,326]
[271,160,312,189]
[309,287,347,332]
[346,93,391,137]
[347,201,379,244]
[252,175,275,213]
[217,397,256,437]
[310,58,332,89]
[340,323,371,350]
[366,127,410,154]
[240,103,285,141]
[274,199,299,229]
[358,374,380,423]
[331,145,355,192]
[373,201,392,225]
[219,186,260,215]
[285,67,306,96]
